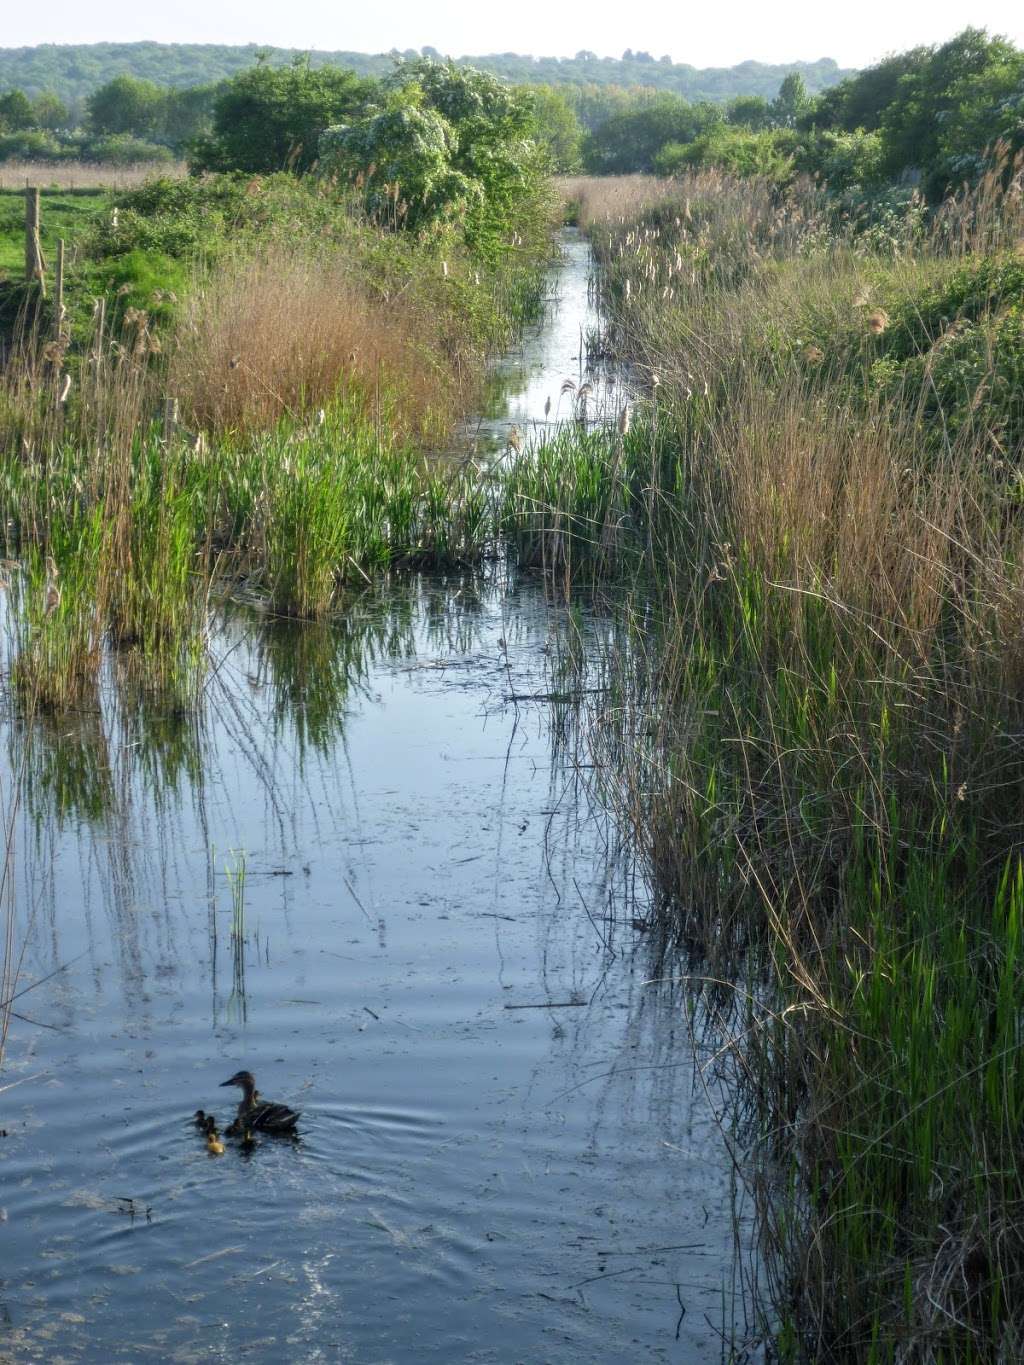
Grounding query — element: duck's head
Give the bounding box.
[193,1109,206,1124]
[220,1070,255,1091]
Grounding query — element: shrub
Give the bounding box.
[84,134,176,166]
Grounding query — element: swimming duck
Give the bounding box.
[193,1109,208,1128]
[204,1116,225,1156]
[220,1070,300,1136]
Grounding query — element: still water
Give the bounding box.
[452,228,626,459]
[0,236,755,1363]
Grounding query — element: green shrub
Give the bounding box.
[84,134,176,166]
[0,129,68,162]
[655,126,797,182]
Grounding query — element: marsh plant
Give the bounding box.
[544,165,1024,1360]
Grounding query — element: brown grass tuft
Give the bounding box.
[169,245,472,440]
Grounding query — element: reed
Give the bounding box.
[562,164,1024,1359]
[169,243,472,443]
[0,187,559,696]
[0,161,186,191]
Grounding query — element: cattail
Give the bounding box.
[804,345,825,365]
[866,309,889,335]
[617,404,631,437]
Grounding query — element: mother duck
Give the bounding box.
[220,1070,301,1136]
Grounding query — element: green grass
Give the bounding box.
[0,188,110,279]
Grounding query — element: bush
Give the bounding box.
[0,130,68,162]
[795,127,886,191]
[655,126,796,182]
[84,134,176,166]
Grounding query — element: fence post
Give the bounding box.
[25,187,46,295]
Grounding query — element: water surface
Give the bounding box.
[0,238,756,1364]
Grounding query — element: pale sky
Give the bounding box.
[10,0,1024,70]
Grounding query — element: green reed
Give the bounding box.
[556,169,1024,1360]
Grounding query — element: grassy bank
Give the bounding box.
[516,171,1024,1359]
[0,171,556,713]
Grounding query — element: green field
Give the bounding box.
[0,188,110,281]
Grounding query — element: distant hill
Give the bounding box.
[0,42,855,104]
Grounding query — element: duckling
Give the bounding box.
[220,1070,300,1136]
[240,1126,257,1150]
[204,1115,225,1156]
[193,1109,208,1128]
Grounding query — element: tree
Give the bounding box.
[526,85,583,171]
[320,61,547,256]
[87,75,164,136]
[190,60,374,173]
[33,92,69,130]
[162,84,217,148]
[878,29,1024,194]
[770,73,809,128]
[582,94,722,173]
[807,51,929,132]
[727,95,772,130]
[0,89,35,132]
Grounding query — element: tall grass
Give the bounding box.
[538,166,1024,1359]
[169,244,472,442]
[0,189,556,703]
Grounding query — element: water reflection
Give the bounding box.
[0,572,753,1363]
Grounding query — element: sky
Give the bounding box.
[10,0,1024,70]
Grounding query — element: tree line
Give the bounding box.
[0,29,1021,205]
[0,41,849,105]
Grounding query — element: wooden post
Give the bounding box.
[25,187,46,295]
[162,397,179,445]
[54,238,65,341]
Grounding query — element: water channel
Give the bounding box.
[0,232,756,1363]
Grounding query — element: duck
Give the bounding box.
[193,1109,208,1128]
[204,1115,225,1156]
[220,1070,300,1136]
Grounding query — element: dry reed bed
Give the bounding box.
[0,160,187,190]
[557,173,681,228]
[170,245,471,441]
